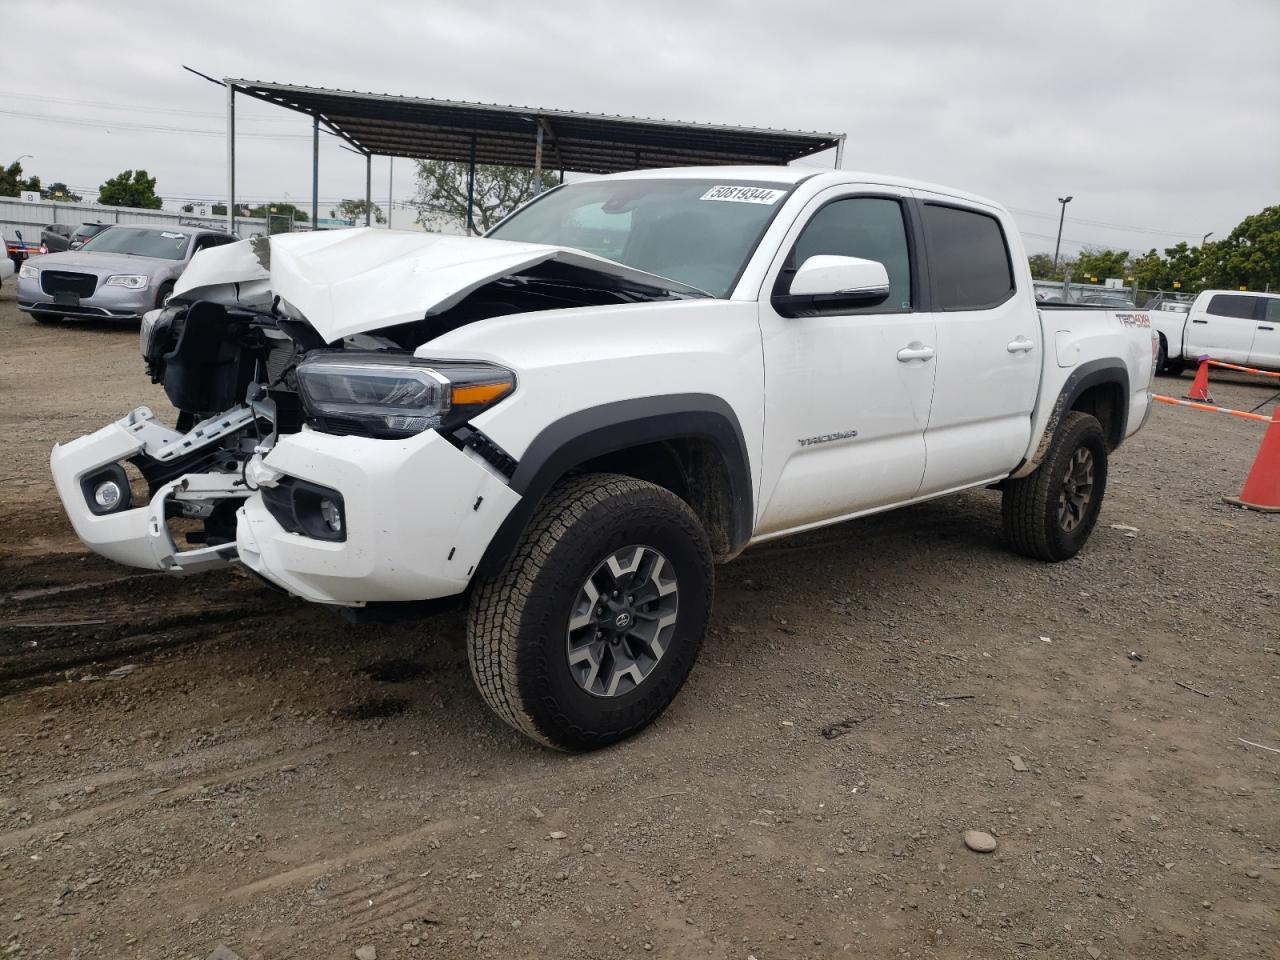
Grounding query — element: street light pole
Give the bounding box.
[1052,195,1074,273]
[1201,231,1213,246]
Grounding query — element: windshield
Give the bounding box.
[81,227,190,260]
[488,178,793,297]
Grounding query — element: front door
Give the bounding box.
[1248,297,1280,369]
[755,189,936,537]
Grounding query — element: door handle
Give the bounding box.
[896,343,936,362]
[1007,336,1035,354]
[1259,325,1275,332]
[1192,318,1208,324]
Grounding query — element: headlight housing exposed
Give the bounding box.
[18,263,38,280]
[295,352,516,439]
[105,274,148,289]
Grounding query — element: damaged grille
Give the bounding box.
[41,271,98,297]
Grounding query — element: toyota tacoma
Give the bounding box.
[50,166,1156,750]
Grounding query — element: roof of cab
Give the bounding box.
[590,164,1007,212]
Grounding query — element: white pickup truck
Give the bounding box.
[1152,289,1280,374]
[50,166,1155,750]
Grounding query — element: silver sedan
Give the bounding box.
[17,224,236,324]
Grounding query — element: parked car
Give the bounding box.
[41,223,76,253]
[1151,289,1280,374]
[1077,292,1136,309]
[0,252,13,286]
[16,224,237,324]
[50,166,1155,750]
[67,223,111,250]
[4,229,46,274]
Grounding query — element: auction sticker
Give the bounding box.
[701,185,786,204]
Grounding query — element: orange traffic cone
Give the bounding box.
[1186,358,1213,402]
[1223,407,1280,513]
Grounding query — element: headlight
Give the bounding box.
[18,263,38,280]
[105,274,148,289]
[295,352,516,439]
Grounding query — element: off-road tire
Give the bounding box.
[467,473,713,751]
[1001,412,1108,562]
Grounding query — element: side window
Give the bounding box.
[783,197,912,311]
[922,204,1015,310]
[1265,298,1280,323]
[1206,294,1258,319]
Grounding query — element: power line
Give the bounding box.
[0,91,284,123]
[0,108,312,140]
[1008,205,1202,240]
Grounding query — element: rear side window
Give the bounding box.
[1266,299,1280,322]
[785,197,913,311]
[922,204,1015,310]
[1207,294,1258,319]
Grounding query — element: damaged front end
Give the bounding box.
[50,228,698,604]
[52,296,304,576]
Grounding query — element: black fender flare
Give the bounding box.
[1024,359,1130,472]
[474,394,754,579]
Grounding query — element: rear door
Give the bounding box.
[1248,297,1280,369]
[754,188,936,536]
[912,195,1041,494]
[1185,293,1258,362]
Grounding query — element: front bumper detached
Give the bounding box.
[51,407,521,606]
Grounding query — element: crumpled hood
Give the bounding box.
[173,227,706,343]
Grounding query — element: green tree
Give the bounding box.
[330,198,385,225]
[97,169,162,209]
[1071,248,1129,283]
[0,161,42,197]
[1161,241,1206,292]
[1128,249,1169,292]
[413,160,557,234]
[41,181,82,202]
[248,202,311,234]
[1027,253,1064,281]
[1209,205,1280,291]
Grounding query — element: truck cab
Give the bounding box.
[1155,289,1280,372]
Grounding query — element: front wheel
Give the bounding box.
[466,473,713,751]
[1001,412,1108,562]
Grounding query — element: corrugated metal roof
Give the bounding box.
[226,79,843,174]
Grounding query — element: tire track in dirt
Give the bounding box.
[0,739,338,851]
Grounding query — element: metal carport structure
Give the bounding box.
[215,77,845,234]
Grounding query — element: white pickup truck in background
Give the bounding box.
[1152,289,1280,374]
[49,166,1156,750]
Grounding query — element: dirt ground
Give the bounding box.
[0,281,1277,960]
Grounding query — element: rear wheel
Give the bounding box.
[466,473,713,751]
[1001,412,1108,562]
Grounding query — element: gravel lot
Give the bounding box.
[1,282,1277,960]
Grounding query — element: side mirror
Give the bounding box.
[773,255,891,317]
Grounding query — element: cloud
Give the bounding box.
[4,0,1276,253]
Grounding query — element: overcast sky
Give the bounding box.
[4,0,1277,253]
